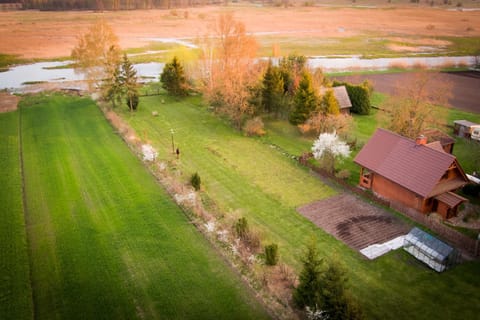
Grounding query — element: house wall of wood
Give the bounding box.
[371,174,431,213]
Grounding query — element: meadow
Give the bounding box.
[117,90,480,320]
[1,94,269,319]
[1,3,480,61]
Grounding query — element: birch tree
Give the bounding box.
[71,20,121,90]
[380,71,451,139]
[198,12,259,129]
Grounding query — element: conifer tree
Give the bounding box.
[322,89,340,115]
[293,239,323,309]
[289,72,318,125]
[160,56,189,96]
[120,54,139,111]
[321,259,364,320]
[103,63,123,108]
[261,63,285,116]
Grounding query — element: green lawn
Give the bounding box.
[118,91,480,320]
[0,111,33,320]
[14,94,269,320]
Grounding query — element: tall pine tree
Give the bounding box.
[160,56,189,96]
[120,54,139,111]
[289,72,318,125]
[293,239,324,309]
[261,63,285,116]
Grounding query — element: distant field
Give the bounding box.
[1,4,479,60]
[11,94,269,319]
[118,91,480,320]
[0,111,33,320]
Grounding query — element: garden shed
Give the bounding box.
[453,120,479,139]
[403,227,459,272]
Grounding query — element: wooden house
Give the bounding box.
[354,128,469,219]
[320,86,352,114]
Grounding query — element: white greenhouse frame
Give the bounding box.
[403,227,459,272]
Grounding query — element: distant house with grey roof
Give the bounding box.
[320,86,352,114]
[354,128,469,219]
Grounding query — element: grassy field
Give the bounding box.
[0,111,33,320]
[118,91,480,319]
[258,35,480,59]
[13,94,269,320]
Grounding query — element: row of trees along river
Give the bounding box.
[8,0,224,11]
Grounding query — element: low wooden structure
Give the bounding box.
[453,120,480,139]
[320,86,352,114]
[354,128,469,219]
[421,128,456,154]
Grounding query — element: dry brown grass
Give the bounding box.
[1,5,480,59]
[0,91,19,112]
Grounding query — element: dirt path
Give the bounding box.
[298,193,411,251]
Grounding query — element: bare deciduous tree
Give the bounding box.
[380,72,451,139]
[197,13,260,129]
[71,20,121,90]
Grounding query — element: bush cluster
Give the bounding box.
[264,243,279,266]
[190,172,201,191]
[333,81,372,115]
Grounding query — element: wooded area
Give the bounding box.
[9,0,222,10]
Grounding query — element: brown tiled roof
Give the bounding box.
[426,141,445,152]
[320,86,352,110]
[434,192,467,208]
[422,129,455,147]
[429,176,467,197]
[354,128,466,198]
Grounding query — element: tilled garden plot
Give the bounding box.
[298,193,411,251]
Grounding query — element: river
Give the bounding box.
[0,56,476,91]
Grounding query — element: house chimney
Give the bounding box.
[415,135,427,145]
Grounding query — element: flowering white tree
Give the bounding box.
[311,131,350,174]
[142,144,158,162]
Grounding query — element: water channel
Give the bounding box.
[0,56,475,91]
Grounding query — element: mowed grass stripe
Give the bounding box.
[124,95,336,264]
[121,93,480,320]
[0,110,33,320]
[19,94,269,320]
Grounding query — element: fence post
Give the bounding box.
[476,233,480,256]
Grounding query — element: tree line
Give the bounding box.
[20,0,221,11]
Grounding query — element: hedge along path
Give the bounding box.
[119,93,480,320]
[18,94,270,320]
[0,110,33,320]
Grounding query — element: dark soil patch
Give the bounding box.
[298,193,411,251]
[334,70,480,113]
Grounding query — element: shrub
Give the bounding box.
[190,172,201,191]
[243,117,266,136]
[462,184,480,197]
[336,169,351,180]
[234,217,249,239]
[333,81,371,115]
[265,243,279,266]
[125,93,139,111]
